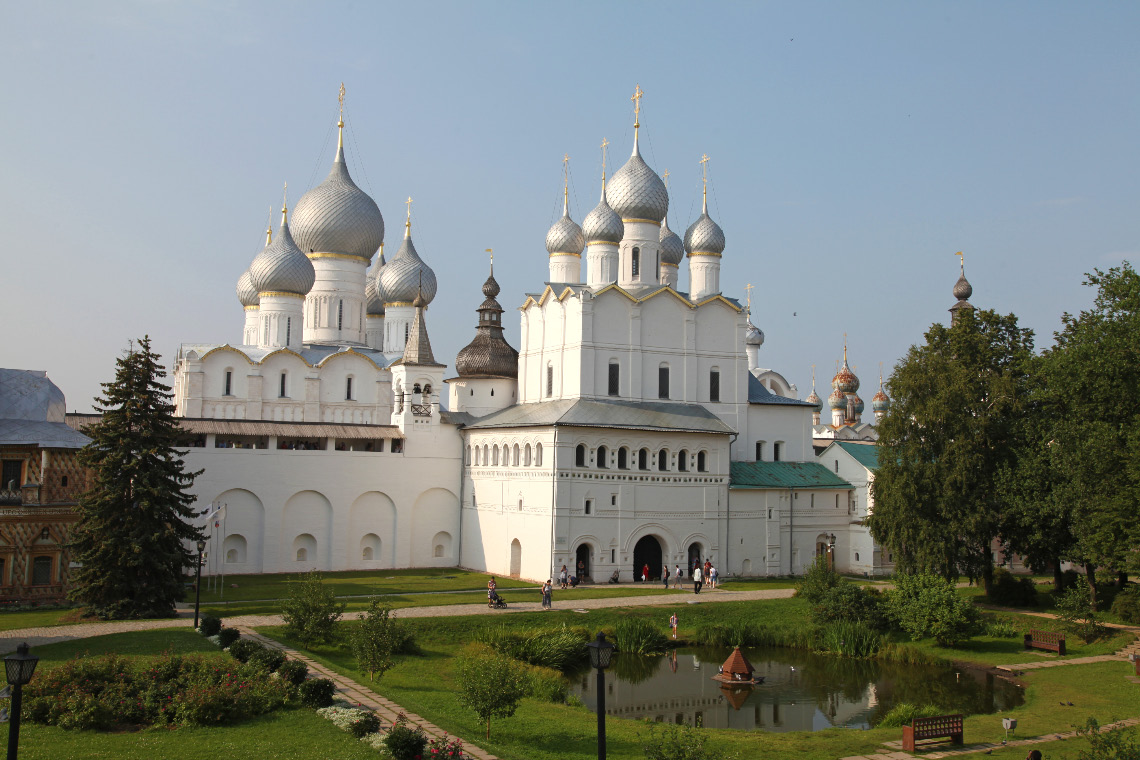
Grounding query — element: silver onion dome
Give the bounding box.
[606,154,668,223]
[236,269,259,307]
[380,227,438,305]
[745,318,765,347]
[684,192,726,256]
[660,218,684,265]
[249,215,315,296]
[953,273,973,301]
[545,193,586,255]
[582,190,623,245]
[806,389,823,413]
[290,144,385,262]
[365,251,386,316]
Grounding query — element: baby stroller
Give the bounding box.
[487,590,508,609]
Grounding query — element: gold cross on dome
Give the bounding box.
[405,196,413,219]
[955,250,965,273]
[745,283,754,312]
[338,82,345,117]
[600,138,609,172]
[631,84,644,124]
[662,169,670,188]
[699,153,710,184]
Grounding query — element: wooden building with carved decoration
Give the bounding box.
[0,369,90,603]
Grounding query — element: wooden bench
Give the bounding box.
[902,714,964,752]
[1024,629,1066,655]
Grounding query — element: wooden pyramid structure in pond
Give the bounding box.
[712,646,764,686]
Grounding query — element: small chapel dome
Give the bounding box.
[872,389,891,413]
[953,273,973,301]
[249,205,315,296]
[660,218,685,265]
[828,387,847,410]
[365,247,387,316]
[850,394,865,415]
[290,141,384,262]
[380,219,437,305]
[546,201,586,256]
[806,389,823,413]
[684,210,726,256]
[745,319,765,347]
[582,193,623,245]
[455,266,519,379]
[236,269,259,308]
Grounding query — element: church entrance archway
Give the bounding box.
[575,544,591,582]
[687,542,703,574]
[510,539,522,578]
[633,535,662,582]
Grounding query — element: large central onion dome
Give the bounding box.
[546,192,586,256]
[290,142,385,261]
[582,186,623,245]
[381,219,437,305]
[455,267,519,379]
[249,206,315,295]
[237,269,259,307]
[606,141,668,223]
[660,218,684,265]
[832,350,860,394]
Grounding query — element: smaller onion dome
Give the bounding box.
[806,389,823,413]
[365,246,387,316]
[380,215,438,305]
[249,202,315,296]
[546,190,585,256]
[872,389,891,413]
[828,387,847,410]
[683,189,726,256]
[660,218,684,265]
[745,318,765,347]
[850,394,865,415]
[953,273,973,301]
[582,182,623,245]
[237,269,259,308]
[455,264,519,379]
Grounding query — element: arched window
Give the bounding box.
[678,450,688,472]
[658,365,670,399]
[658,449,668,472]
[617,447,628,469]
[483,444,490,465]
[513,444,520,466]
[697,451,707,472]
[535,443,543,466]
[755,441,765,461]
[224,369,233,396]
[465,446,471,465]
[773,442,782,462]
[296,548,307,562]
[345,376,354,400]
[638,448,649,470]
[632,246,640,276]
[524,444,532,466]
[492,446,500,466]
[575,444,587,467]
[546,363,554,397]
[279,371,288,398]
[608,361,620,396]
[597,446,608,469]
[709,368,720,403]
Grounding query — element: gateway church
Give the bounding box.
[169,87,895,583]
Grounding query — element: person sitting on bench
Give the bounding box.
[609,570,620,584]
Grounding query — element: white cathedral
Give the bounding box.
[171,89,898,583]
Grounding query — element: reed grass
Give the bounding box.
[612,618,668,654]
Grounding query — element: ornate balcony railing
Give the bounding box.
[410,404,432,417]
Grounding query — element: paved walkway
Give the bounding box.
[238,625,501,760]
[0,585,796,653]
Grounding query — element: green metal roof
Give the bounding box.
[730,461,853,490]
[834,441,880,470]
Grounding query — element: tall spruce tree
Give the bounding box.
[868,308,1034,592]
[69,337,203,619]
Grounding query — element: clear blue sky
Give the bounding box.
[3,1,1137,411]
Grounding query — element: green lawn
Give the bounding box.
[29,628,216,663]
[0,607,79,632]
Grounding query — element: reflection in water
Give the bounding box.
[570,647,1023,733]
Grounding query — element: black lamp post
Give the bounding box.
[586,631,615,760]
[193,539,206,629]
[826,533,837,569]
[5,642,39,760]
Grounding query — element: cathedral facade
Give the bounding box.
[171,90,893,582]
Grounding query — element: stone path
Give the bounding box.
[238,625,501,760]
[0,585,796,653]
[838,716,1140,760]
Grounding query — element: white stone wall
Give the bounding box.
[447,377,518,418]
[304,256,369,345]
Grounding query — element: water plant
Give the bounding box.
[613,617,668,654]
[817,621,883,657]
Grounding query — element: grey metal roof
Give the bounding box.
[545,210,585,255]
[249,219,316,296]
[606,144,668,223]
[465,398,733,434]
[0,419,90,449]
[439,410,478,427]
[0,370,67,422]
[684,211,726,256]
[748,375,815,406]
[659,219,684,265]
[236,269,259,307]
[582,188,623,245]
[380,231,437,305]
[290,145,385,262]
[67,414,399,441]
[178,342,392,368]
[391,298,444,367]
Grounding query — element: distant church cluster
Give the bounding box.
[0,87,979,597]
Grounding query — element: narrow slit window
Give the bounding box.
[279,372,287,398]
[546,365,554,397]
[338,300,344,330]
[608,362,619,396]
[709,370,720,402]
[658,366,670,399]
[224,370,232,396]
[346,377,353,400]
[631,247,640,276]
[286,317,291,345]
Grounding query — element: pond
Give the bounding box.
[569,647,1023,733]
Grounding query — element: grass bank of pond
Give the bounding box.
[258,597,1140,760]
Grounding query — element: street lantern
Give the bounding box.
[194,539,207,629]
[5,642,40,760]
[585,632,615,760]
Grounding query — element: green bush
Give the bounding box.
[227,638,264,663]
[642,720,736,760]
[455,643,531,740]
[1056,582,1107,642]
[875,702,946,728]
[1111,585,1140,624]
[1076,716,1140,760]
[812,584,886,629]
[348,710,381,738]
[988,568,1039,607]
[817,621,883,657]
[281,570,346,646]
[248,646,286,673]
[985,619,1020,638]
[24,652,290,729]
[520,662,568,703]
[199,614,222,636]
[298,677,337,708]
[277,658,308,686]
[884,573,982,647]
[217,627,241,648]
[613,618,668,654]
[795,554,842,603]
[383,713,428,760]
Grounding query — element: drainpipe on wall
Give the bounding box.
[726,432,737,577]
[549,427,558,582]
[455,435,465,570]
[788,487,794,576]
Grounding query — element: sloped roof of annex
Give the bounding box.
[177,342,391,370]
[462,397,733,435]
[519,282,743,313]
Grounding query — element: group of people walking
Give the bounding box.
[658,559,717,593]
